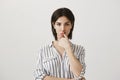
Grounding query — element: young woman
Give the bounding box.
[34,7,86,80]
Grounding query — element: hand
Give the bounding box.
[70,77,86,80]
[81,77,86,80]
[67,78,74,80]
[58,34,71,50]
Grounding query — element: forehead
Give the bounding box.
[55,16,71,23]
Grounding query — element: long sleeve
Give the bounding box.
[73,45,86,80]
[33,43,86,80]
[34,48,47,80]
[79,47,86,76]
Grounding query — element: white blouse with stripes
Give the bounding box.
[34,42,86,80]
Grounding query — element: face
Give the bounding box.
[53,16,72,40]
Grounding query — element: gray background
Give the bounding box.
[0,0,120,80]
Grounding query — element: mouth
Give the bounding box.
[59,32,65,37]
[60,32,65,35]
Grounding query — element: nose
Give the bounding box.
[61,25,65,31]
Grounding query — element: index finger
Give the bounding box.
[63,34,68,39]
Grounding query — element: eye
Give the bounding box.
[65,23,70,26]
[56,23,61,26]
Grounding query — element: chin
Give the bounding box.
[57,36,62,40]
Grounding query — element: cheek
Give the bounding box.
[55,28,60,33]
[68,28,72,35]
[67,30,71,35]
[67,27,72,32]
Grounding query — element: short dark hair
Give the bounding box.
[51,7,75,40]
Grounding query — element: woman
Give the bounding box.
[34,7,86,80]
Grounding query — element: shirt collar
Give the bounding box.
[48,41,74,48]
[48,41,53,47]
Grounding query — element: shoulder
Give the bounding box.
[72,43,85,51]
[38,43,56,60]
[71,43,85,57]
[38,43,52,52]
[38,42,52,53]
[37,44,49,59]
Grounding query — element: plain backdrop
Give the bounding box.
[0,0,120,80]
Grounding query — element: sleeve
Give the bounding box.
[34,48,47,80]
[74,46,86,80]
[79,47,86,76]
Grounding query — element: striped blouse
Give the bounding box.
[34,42,86,80]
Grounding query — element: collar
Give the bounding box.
[48,41,74,48]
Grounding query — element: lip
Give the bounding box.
[60,32,65,35]
[60,32,64,34]
[60,32,65,34]
[59,32,65,37]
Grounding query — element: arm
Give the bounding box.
[58,34,86,79]
[66,44,86,79]
[34,48,47,80]
[34,47,74,80]
[44,76,74,80]
[66,47,83,77]
[44,76,86,80]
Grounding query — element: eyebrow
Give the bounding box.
[55,21,71,23]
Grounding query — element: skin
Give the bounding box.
[44,16,84,80]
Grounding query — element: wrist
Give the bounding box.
[74,76,82,80]
[65,44,72,52]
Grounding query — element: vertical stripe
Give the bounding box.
[34,43,86,80]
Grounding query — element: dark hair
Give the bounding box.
[51,7,75,40]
